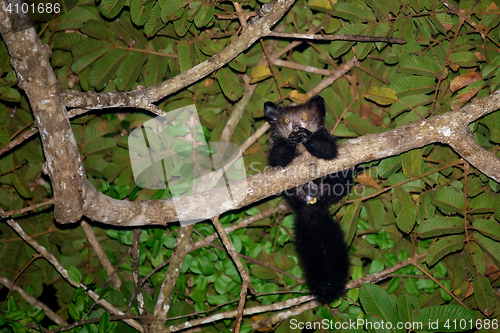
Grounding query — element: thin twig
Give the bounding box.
[413,262,468,307]
[0,274,68,326]
[267,31,407,44]
[212,217,255,292]
[1,208,143,332]
[0,127,38,157]
[150,224,194,330]
[81,221,122,290]
[0,199,54,218]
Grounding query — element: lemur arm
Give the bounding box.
[303,128,338,160]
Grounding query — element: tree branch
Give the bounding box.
[151,224,194,330]
[0,1,85,223]
[0,274,68,326]
[81,221,122,290]
[267,31,407,44]
[1,209,143,332]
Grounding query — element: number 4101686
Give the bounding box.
[5,1,60,15]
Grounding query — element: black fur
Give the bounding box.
[265,96,353,304]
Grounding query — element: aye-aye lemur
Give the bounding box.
[264,95,354,304]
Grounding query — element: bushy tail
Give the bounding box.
[294,206,349,304]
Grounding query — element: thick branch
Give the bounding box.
[0,1,85,223]
[61,0,297,110]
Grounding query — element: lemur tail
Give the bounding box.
[294,206,350,304]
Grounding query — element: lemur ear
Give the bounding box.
[308,96,326,118]
[264,102,280,123]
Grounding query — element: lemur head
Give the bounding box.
[264,95,326,138]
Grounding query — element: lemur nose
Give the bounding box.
[293,126,300,131]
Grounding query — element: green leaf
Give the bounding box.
[393,187,416,233]
[177,43,194,73]
[194,2,214,28]
[359,284,404,333]
[495,196,500,222]
[365,0,389,20]
[131,0,153,26]
[160,0,185,22]
[229,53,247,72]
[396,294,419,324]
[144,3,163,37]
[389,94,432,118]
[72,40,110,74]
[332,3,376,22]
[10,170,32,199]
[189,289,207,303]
[473,219,500,241]
[341,202,362,245]
[67,303,80,320]
[7,296,18,312]
[364,199,385,231]
[67,266,82,285]
[468,194,495,213]
[386,277,400,293]
[98,312,110,333]
[0,87,20,102]
[474,233,500,267]
[426,235,464,266]
[207,294,229,305]
[217,67,242,102]
[432,188,465,213]
[8,309,26,321]
[369,259,384,274]
[378,155,401,178]
[373,20,391,50]
[0,127,10,148]
[116,51,148,91]
[173,6,192,37]
[197,256,215,276]
[32,308,45,323]
[329,24,364,58]
[364,86,398,105]
[144,54,169,87]
[398,55,442,77]
[54,7,98,31]
[100,0,127,18]
[417,217,465,238]
[473,276,495,316]
[401,149,422,178]
[251,266,276,280]
[391,76,436,98]
[415,305,476,332]
[84,138,117,155]
[80,20,117,42]
[89,49,128,90]
[53,33,87,51]
[449,51,477,68]
[200,40,222,56]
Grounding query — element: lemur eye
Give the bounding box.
[285,118,290,123]
[302,114,307,120]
